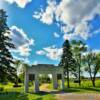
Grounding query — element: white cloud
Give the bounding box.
[10,26,34,57]
[3,0,32,8]
[55,0,99,25]
[63,33,76,40]
[36,50,45,55]
[53,32,60,38]
[93,28,100,35]
[75,22,91,40]
[33,12,42,19]
[33,0,100,40]
[33,0,56,25]
[61,25,74,33]
[0,0,4,9]
[36,45,62,60]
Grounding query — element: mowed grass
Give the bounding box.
[0,92,56,100]
[0,79,100,100]
[63,79,100,93]
[0,83,56,100]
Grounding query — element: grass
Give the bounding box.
[0,83,56,100]
[0,79,100,100]
[0,92,56,100]
[63,79,100,93]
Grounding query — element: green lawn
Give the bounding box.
[0,83,56,100]
[63,79,100,93]
[0,92,56,100]
[0,79,100,100]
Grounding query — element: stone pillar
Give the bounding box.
[52,73,58,89]
[34,74,39,93]
[24,72,29,92]
[61,73,65,90]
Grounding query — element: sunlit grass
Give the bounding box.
[0,79,100,100]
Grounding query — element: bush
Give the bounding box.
[0,87,4,91]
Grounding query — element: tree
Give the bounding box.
[59,40,74,88]
[83,52,100,87]
[0,9,16,82]
[14,60,28,84]
[14,60,23,75]
[71,40,87,86]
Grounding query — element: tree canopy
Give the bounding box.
[59,39,75,87]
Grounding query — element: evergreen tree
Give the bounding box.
[0,9,16,82]
[59,40,74,88]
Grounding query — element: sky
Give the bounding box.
[0,0,100,66]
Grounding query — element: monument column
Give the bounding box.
[52,73,58,89]
[24,72,29,92]
[34,73,39,93]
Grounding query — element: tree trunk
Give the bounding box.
[92,73,96,87]
[67,66,70,88]
[78,65,81,86]
[88,63,96,87]
[92,79,95,87]
[77,57,81,86]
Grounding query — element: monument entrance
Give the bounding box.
[24,64,65,93]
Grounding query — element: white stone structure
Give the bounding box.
[24,64,65,93]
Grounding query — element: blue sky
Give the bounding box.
[1,0,100,65]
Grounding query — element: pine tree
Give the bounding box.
[59,40,74,88]
[0,9,16,82]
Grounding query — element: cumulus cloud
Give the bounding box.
[63,33,76,40]
[74,22,91,40]
[3,0,32,8]
[55,0,99,25]
[10,26,34,57]
[36,45,62,60]
[33,0,56,25]
[36,50,45,55]
[0,0,4,9]
[53,32,60,38]
[33,0,100,40]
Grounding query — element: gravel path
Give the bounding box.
[56,93,100,100]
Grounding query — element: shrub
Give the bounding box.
[0,87,4,91]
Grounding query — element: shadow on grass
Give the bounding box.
[29,91,50,96]
[79,87,100,92]
[0,92,28,100]
[63,86,100,93]
[63,88,81,93]
[35,97,43,100]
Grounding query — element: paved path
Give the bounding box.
[40,84,100,100]
[56,93,100,100]
[40,83,51,91]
